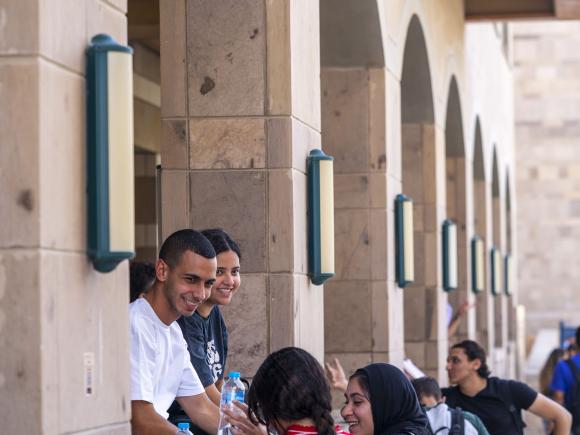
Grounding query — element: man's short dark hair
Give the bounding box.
[451,339,491,378]
[412,376,442,401]
[158,229,216,268]
[575,326,580,347]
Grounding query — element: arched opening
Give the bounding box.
[444,77,473,342]
[473,119,494,353]
[400,15,442,379]
[320,0,387,399]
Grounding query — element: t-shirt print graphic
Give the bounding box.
[206,339,223,382]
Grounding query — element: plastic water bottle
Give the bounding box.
[177,422,193,434]
[218,371,246,435]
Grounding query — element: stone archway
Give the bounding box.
[320,0,391,385]
[400,15,445,380]
[444,77,474,343]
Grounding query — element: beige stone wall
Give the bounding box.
[159,0,324,376]
[0,1,131,434]
[513,21,580,336]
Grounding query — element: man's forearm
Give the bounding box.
[131,401,179,435]
[190,403,220,434]
[178,395,220,435]
[552,410,572,435]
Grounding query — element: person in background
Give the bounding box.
[539,348,566,434]
[240,347,350,435]
[540,348,566,399]
[129,229,220,435]
[168,229,242,428]
[551,326,580,433]
[443,340,571,435]
[412,376,487,435]
[129,261,155,303]
[448,300,474,339]
[341,363,431,435]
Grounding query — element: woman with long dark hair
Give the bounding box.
[341,363,431,435]
[243,347,351,435]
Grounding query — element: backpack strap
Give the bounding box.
[449,407,465,435]
[565,359,580,384]
[496,380,526,434]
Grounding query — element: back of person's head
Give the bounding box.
[411,377,442,402]
[247,347,335,435]
[575,326,580,347]
[539,348,565,395]
[200,228,242,259]
[158,229,216,268]
[451,340,491,378]
[129,261,155,303]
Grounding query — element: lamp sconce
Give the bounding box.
[471,236,485,293]
[442,219,458,291]
[490,247,502,296]
[307,149,335,285]
[504,253,513,296]
[395,194,414,288]
[86,34,135,273]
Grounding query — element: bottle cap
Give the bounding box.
[178,422,190,430]
[228,371,241,378]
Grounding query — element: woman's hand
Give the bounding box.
[325,358,348,392]
[223,401,268,435]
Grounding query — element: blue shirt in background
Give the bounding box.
[550,354,580,408]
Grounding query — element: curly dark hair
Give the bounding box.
[451,340,491,378]
[247,347,335,435]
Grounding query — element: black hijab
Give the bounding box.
[356,363,431,435]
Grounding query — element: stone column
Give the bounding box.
[159,0,323,375]
[0,1,130,434]
[475,178,495,355]
[402,123,448,382]
[322,66,400,375]
[446,156,476,341]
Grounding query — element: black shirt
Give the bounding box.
[442,377,538,435]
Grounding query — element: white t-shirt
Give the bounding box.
[425,403,478,435]
[130,298,204,418]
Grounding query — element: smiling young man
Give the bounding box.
[129,229,220,435]
[442,340,571,435]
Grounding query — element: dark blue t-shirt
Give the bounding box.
[551,354,580,408]
[179,306,228,387]
[167,307,228,423]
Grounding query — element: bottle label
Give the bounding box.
[235,390,245,403]
[221,389,235,406]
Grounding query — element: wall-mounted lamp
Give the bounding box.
[307,149,335,285]
[471,236,485,293]
[86,34,135,273]
[490,247,502,296]
[442,219,458,291]
[395,194,414,288]
[504,254,513,296]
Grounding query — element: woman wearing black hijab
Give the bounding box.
[341,363,431,435]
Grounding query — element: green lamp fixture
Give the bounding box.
[471,236,485,293]
[395,194,414,288]
[307,149,335,285]
[86,34,135,272]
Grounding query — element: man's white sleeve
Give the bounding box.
[176,337,205,397]
[130,316,156,403]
